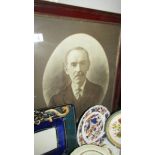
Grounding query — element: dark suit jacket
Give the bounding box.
[49,79,103,121]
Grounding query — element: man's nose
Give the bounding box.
[75,64,81,71]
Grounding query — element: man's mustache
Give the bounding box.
[74,72,84,77]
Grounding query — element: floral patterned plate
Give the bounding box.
[77,105,110,146]
[105,110,121,148]
[70,144,112,155]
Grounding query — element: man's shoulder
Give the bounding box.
[84,79,104,101]
[86,79,103,91]
[51,85,71,101]
[50,89,66,106]
[53,86,68,98]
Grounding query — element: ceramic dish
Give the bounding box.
[77,105,110,146]
[70,144,112,155]
[105,110,121,148]
[103,138,121,155]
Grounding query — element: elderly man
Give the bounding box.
[50,47,103,121]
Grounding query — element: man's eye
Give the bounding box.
[71,63,77,67]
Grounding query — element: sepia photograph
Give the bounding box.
[34,2,120,121]
[42,33,109,120]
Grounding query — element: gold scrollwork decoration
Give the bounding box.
[34,106,70,125]
[45,106,69,117]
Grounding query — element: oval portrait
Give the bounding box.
[43,33,109,120]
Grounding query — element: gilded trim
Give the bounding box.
[34,106,69,125]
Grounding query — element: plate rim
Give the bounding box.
[70,144,112,155]
[105,110,121,148]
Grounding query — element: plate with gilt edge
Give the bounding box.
[105,110,121,148]
[70,144,112,155]
[77,105,110,146]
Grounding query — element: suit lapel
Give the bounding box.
[83,79,91,98]
[63,84,76,104]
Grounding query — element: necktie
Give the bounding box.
[74,88,81,100]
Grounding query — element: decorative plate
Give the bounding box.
[77,105,110,146]
[103,138,121,155]
[70,144,112,155]
[105,110,121,148]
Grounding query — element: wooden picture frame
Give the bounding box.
[34,0,121,121]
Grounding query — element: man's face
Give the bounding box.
[65,49,90,86]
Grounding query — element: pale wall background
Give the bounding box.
[45,0,121,14]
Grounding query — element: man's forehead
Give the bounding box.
[67,49,88,60]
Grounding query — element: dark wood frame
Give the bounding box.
[34,0,121,113]
[34,1,120,23]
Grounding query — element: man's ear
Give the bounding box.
[86,61,90,71]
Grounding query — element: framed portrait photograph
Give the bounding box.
[34,0,121,121]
